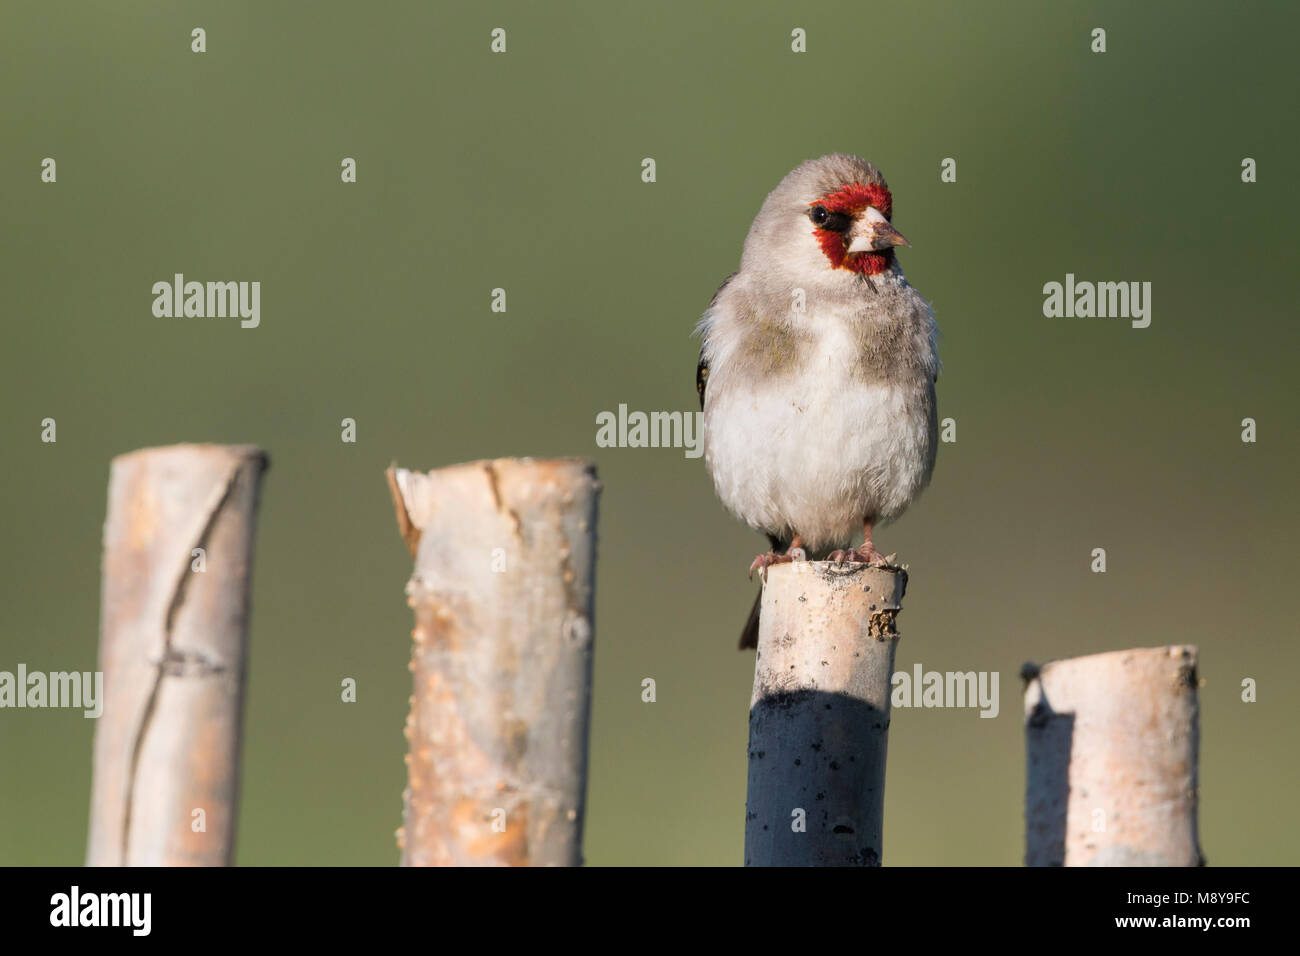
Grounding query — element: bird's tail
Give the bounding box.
[739,534,787,649]
[738,589,761,650]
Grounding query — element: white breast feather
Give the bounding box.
[702,309,933,553]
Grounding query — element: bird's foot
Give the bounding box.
[748,546,808,581]
[828,546,894,567]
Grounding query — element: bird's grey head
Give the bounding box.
[739,153,910,300]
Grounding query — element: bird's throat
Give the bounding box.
[815,229,894,276]
[843,249,894,276]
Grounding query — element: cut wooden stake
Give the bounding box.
[387,457,599,866]
[87,443,268,866]
[745,560,907,867]
[1023,646,1203,866]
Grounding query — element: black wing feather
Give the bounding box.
[695,272,737,410]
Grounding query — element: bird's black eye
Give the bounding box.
[809,205,850,231]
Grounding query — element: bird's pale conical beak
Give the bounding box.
[847,206,910,253]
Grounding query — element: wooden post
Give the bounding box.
[1023,646,1203,866]
[387,457,599,866]
[86,443,268,866]
[745,560,907,867]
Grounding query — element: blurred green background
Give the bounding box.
[2,0,1296,865]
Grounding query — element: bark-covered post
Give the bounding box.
[387,457,599,866]
[1023,646,1203,866]
[745,560,907,866]
[87,443,268,866]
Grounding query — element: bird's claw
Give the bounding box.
[748,547,807,581]
[828,547,893,567]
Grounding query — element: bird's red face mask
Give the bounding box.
[808,182,909,277]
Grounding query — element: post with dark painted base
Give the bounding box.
[744,561,907,866]
[1023,646,1203,866]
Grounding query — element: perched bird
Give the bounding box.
[695,154,939,649]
